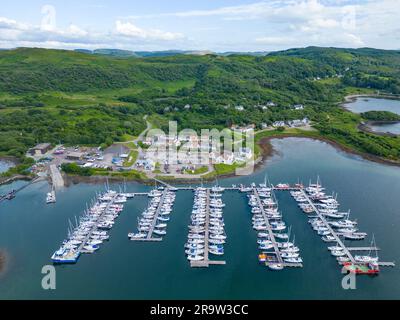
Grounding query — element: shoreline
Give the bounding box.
[358,121,399,137]
[65,132,400,187]
[4,133,400,188]
[3,93,400,187]
[257,133,400,168]
[342,93,400,104]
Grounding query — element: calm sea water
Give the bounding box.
[0,138,399,300]
[345,97,400,134]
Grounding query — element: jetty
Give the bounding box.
[78,193,118,254]
[130,187,176,242]
[299,188,395,269]
[300,189,357,263]
[252,187,303,268]
[190,189,226,268]
[49,164,64,189]
[0,177,44,204]
[146,188,168,241]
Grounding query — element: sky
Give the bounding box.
[0,0,399,52]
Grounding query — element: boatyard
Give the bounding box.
[48,177,395,275]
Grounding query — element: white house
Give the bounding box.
[288,117,310,128]
[293,104,304,110]
[235,105,245,111]
[273,121,286,127]
[238,147,253,159]
[214,152,235,165]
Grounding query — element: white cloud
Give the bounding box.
[0,16,187,50]
[0,0,398,51]
[115,21,183,40]
[127,0,399,50]
[255,36,296,45]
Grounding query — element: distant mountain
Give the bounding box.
[219,51,270,56]
[74,49,138,57]
[74,49,93,55]
[93,49,138,57]
[135,50,215,57]
[74,49,215,58]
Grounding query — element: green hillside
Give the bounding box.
[0,46,399,162]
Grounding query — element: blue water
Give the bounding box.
[0,138,399,299]
[344,97,400,134]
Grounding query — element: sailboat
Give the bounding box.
[354,235,379,264]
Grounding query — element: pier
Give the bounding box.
[299,189,395,268]
[300,189,357,264]
[0,177,44,204]
[78,193,118,254]
[49,164,64,189]
[190,189,226,268]
[347,247,380,251]
[252,187,303,268]
[146,188,169,241]
[130,188,173,242]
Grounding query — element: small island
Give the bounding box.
[361,111,400,122]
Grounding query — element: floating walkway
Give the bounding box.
[145,189,169,241]
[297,188,395,270]
[190,189,226,268]
[252,187,303,269]
[300,189,357,264]
[129,188,176,242]
[78,193,119,254]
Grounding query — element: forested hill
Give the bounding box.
[1,46,399,95]
[1,46,400,161]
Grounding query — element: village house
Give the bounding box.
[29,143,52,156]
[231,124,255,133]
[66,151,85,161]
[293,104,304,110]
[215,152,235,165]
[235,105,245,111]
[288,117,310,128]
[272,121,286,128]
[238,147,253,160]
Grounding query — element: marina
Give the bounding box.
[48,176,394,274]
[1,138,400,299]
